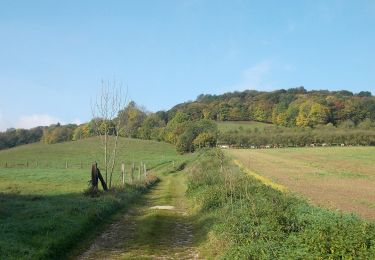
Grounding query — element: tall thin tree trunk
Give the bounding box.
[109,133,119,188]
[104,131,108,184]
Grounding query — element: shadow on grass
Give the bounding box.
[77,177,216,259]
[0,183,154,260]
[84,206,216,258]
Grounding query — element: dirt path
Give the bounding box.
[79,172,199,259]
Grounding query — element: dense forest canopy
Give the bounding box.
[168,87,375,127]
[1,87,374,152]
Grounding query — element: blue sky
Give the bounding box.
[0,0,374,130]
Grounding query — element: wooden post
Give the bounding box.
[97,168,108,191]
[121,163,125,188]
[5,162,7,168]
[173,160,175,168]
[144,163,147,177]
[131,163,134,184]
[65,162,68,169]
[91,163,99,190]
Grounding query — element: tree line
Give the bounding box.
[0,101,219,153]
[170,87,375,127]
[219,124,375,147]
[1,88,374,152]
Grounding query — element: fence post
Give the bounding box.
[5,161,7,168]
[65,162,68,169]
[173,160,175,168]
[91,163,98,191]
[131,163,134,184]
[144,163,147,177]
[121,162,125,188]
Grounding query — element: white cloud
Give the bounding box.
[15,114,61,129]
[0,110,8,131]
[230,60,273,91]
[72,118,82,125]
[286,20,297,33]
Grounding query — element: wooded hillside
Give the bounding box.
[168,87,374,127]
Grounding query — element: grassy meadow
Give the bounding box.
[227,146,375,219]
[0,137,183,259]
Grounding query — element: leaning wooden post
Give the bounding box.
[121,162,125,188]
[97,167,108,191]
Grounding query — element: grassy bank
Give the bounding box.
[0,179,158,259]
[187,149,375,259]
[0,137,181,259]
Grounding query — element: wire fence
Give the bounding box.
[0,159,175,171]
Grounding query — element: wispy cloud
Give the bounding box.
[0,111,82,131]
[72,118,82,125]
[0,110,8,131]
[230,60,273,91]
[15,114,61,129]
[286,20,297,33]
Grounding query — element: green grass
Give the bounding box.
[216,120,275,132]
[0,137,183,259]
[186,149,375,259]
[0,136,179,170]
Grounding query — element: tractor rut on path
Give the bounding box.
[79,173,199,260]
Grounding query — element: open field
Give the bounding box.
[187,149,375,258]
[0,137,183,259]
[227,147,375,219]
[0,137,180,170]
[216,120,275,132]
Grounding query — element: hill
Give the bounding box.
[168,87,375,127]
[0,136,179,170]
[1,87,374,152]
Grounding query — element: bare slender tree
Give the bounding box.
[91,80,127,189]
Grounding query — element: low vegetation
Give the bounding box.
[0,137,181,259]
[187,149,375,259]
[219,123,375,147]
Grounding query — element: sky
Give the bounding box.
[0,0,374,131]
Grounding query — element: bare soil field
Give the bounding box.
[227,147,375,219]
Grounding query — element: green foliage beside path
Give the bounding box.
[187,149,375,259]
